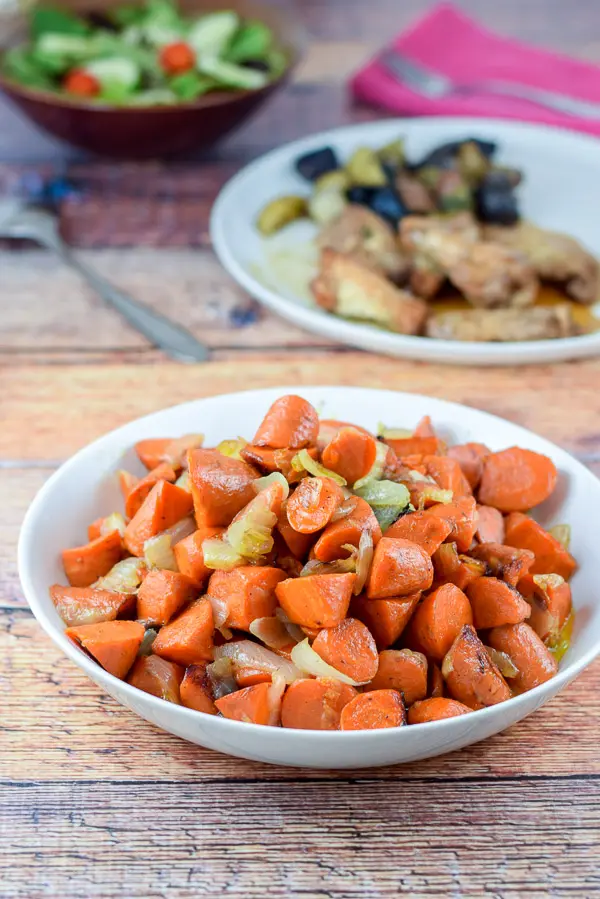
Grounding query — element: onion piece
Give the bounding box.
[174,470,191,493]
[144,534,178,572]
[352,528,373,595]
[164,433,204,467]
[290,449,347,486]
[377,424,413,439]
[249,616,298,651]
[354,479,411,530]
[267,671,287,725]
[418,486,453,510]
[300,557,356,577]
[227,497,278,561]
[161,515,196,545]
[207,658,237,699]
[253,472,290,500]
[214,640,302,685]
[353,440,389,489]
[206,594,233,639]
[274,607,306,644]
[331,497,358,523]
[217,438,247,460]
[202,537,245,571]
[138,628,158,657]
[532,573,566,593]
[486,646,519,678]
[100,512,126,538]
[291,638,360,686]
[548,524,571,551]
[93,557,146,593]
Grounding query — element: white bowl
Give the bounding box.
[211,117,600,366]
[18,387,600,768]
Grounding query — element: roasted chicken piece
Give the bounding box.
[400,213,480,299]
[484,222,599,304]
[317,204,409,282]
[426,303,578,342]
[312,248,428,335]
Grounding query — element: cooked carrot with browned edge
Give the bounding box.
[234,667,273,688]
[152,597,214,667]
[447,443,490,490]
[478,447,557,512]
[385,435,446,457]
[50,585,134,627]
[313,497,382,562]
[276,573,355,629]
[135,438,173,471]
[518,573,572,643]
[241,445,318,482]
[66,620,144,679]
[505,513,577,580]
[442,624,512,710]
[467,577,531,629]
[428,663,445,699]
[432,543,485,591]
[137,569,197,627]
[62,530,123,588]
[277,502,315,559]
[180,664,217,714]
[321,427,378,486]
[173,526,224,587]
[128,655,184,704]
[215,682,281,726]
[350,593,420,650]
[487,622,558,692]
[124,461,177,519]
[281,678,357,730]
[469,543,534,587]
[317,419,375,451]
[207,566,286,631]
[124,480,193,558]
[367,537,434,599]
[385,511,452,555]
[405,582,473,663]
[87,517,105,542]
[252,395,319,449]
[423,455,472,497]
[408,697,471,724]
[475,505,505,545]
[340,689,406,730]
[426,496,478,553]
[366,649,428,705]
[188,448,257,528]
[312,618,378,683]
[286,476,345,534]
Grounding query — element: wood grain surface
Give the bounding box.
[3,1,600,896]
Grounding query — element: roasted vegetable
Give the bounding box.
[475,171,520,225]
[346,147,387,187]
[257,196,307,236]
[295,147,340,182]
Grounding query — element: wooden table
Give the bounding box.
[3,2,600,896]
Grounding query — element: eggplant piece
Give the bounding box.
[409,138,497,170]
[346,185,377,206]
[369,186,409,226]
[475,172,520,226]
[296,147,340,182]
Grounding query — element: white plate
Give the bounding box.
[211,117,600,365]
[18,387,600,768]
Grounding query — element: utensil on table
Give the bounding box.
[0,200,209,362]
[380,50,600,120]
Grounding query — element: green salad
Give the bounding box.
[1,1,287,105]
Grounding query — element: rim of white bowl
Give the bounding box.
[18,385,600,738]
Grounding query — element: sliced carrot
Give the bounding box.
[517,574,572,643]
[123,480,193,557]
[478,447,557,512]
[137,569,197,626]
[241,445,319,482]
[426,495,478,552]
[234,667,273,688]
[340,689,406,730]
[487,622,558,692]
[405,582,473,663]
[428,663,445,698]
[275,572,355,629]
[385,435,446,457]
[127,654,184,703]
[152,597,214,667]
[366,648,428,705]
[467,577,531,629]
[124,462,177,519]
[50,584,133,627]
[367,537,433,599]
[408,697,471,724]
[469,542,534,587]
[432,543,485,592]
[414,415,436,438]
[504,513,577,580]
[317,418,375,451]
[321,427,379,486]
[313,496,382,562]
[173,526,224,587]
[447,443,490,490]
[87,517,105,542]
[207,566,286,630]
[350,593,420,650]
[118,469,138,501]
[276,502,315,559]
[135,438,173,471]
[215,681,281,725]
[475,504,505,545]
[286,477,345,534]
[312,618,379,683]
[62,530,123,588]
[66,620,144,679]
[180,663,217,714]
[423,455,472,497]
[385,510,452,555]
[252,395,319,449]
[187,448,258,528]
[281,678,357,729]
[442,624,511,710]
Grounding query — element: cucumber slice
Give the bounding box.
[127,88,177,106]
[188,11,239,57]
[86,57,140,91]
[36,33,93,59]
[197,56,268,90]
[226,20,272,63]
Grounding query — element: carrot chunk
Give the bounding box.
[281,678,357,729]
[385,436,445,457]
[504,514,577,580]
[405,583,473,663]
[137,569,197,626]
[350,593,420,650]
[367,537,433,599]
[118,469,138,501]
[173,526,224,587]
[62,530,123,588]
[321,427,378,486]
[478,447,557,512]
[277,502,315,559]
[207,566,286,630]
[487,622,558,692]
[432,543,485,591]
[50,584,133,627]
[276,572,355,629]
[252,395,319,449]
[123,480,193,557]
[469,543,534,587]
[241,445,319,483]
[518,573,572,643]
[385,510,452,555]
[152,597,214,667]
[447,443,490,490]
[66,620,144,679]
[286,477,345,534]
[366,648,428,705]
[340,689,406,730]
[215,681,281,725]
[426,495,478,552]
[475,505,505,545]
[423,455,472,497]
[467,577,531,629]
[127,655,184,703]
[313,497,382,562]
[442,624,511,710]
[188,448,257,528]
[180,664,217,714]
[312,618,379,683]
[135,438,174,471]
[408,697,471,724]
[413,415,436,438]
[124,462,177,519]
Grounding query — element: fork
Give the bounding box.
[0,200,209,363]
[380,50,600,120]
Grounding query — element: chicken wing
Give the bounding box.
[317,204,408,282]
[426,303,578,342]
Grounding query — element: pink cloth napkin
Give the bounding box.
[351,4,600,137]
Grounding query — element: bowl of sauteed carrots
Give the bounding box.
[19,388,600,767]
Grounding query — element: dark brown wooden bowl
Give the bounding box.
[0,0,303,158]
